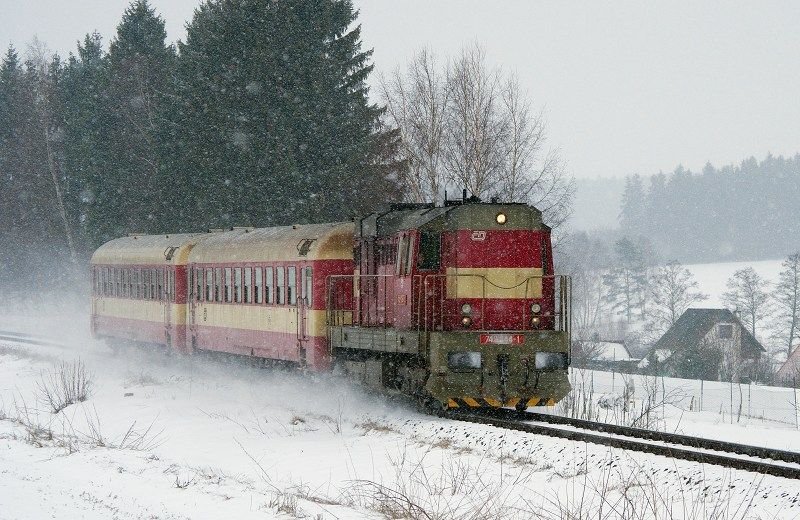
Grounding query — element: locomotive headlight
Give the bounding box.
[461,316,473,327]
[530,303,542,314]
[461,303,472,315]
[531,316,541,326]
[534,352,568,370]
[496,212,507,225]
[448,351,482,370]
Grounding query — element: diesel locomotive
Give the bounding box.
[91,198,572,409]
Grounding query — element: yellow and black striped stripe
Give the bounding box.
[446,396,556,409]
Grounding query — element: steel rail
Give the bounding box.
[0,331,66,348]
[443,408,800,480]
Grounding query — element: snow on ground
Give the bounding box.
[2,307,800,519]
[562,369,800,451]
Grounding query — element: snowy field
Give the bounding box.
[2,307,800,519]
[685,258,784,309]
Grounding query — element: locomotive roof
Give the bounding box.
[357,202,545,238]
[188,222,354,263]
[91,233,209,266]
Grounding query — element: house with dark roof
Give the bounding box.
[640,308,764,381]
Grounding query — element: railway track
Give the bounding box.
[0,330,66,348]
[444,408,800,480]
[3,328,800,480]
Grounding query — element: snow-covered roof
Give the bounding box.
[593,342,636,362]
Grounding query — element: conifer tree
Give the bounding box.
[59,33,111,248]
[101,0,177,238]
[176,0,402,229]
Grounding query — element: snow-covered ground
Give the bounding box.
[2,306,800,519]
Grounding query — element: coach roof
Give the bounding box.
[188,222,354,264]
[91,233,209,266]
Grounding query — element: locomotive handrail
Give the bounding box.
[324,273,571,337]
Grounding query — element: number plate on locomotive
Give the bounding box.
[480,334,524,345]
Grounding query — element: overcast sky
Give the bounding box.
[2,1,799,179]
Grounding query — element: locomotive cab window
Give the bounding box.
[418,232,441,270]
[396,235,415,275]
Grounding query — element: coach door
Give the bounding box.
[296,265,311,365]
[164,267,173,348]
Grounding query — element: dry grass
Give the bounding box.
[357,419,397,435]
[36,360,93,414]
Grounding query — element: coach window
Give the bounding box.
[224,268,233,303]
[214,268,222,302]
[287,266,297,305]
[276,267,285,304]
[194,268,201,301]
[205,268,213,301]
[254,268,263,304]
[244,267,253,303]
[234,267,243,303]
[266,267,274,304]
[151,269,158,300]
[126,269,132,298]
[304,267,313,306]
[115,268,121,297]
[169,270,175,301]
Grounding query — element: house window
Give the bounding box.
[718,324,733,339]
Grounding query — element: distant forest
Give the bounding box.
[618,154,800,263]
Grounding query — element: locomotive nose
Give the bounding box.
[425,331,571,410]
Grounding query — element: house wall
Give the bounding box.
[700,321,742,382]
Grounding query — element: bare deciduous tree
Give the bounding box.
[381,42,574,228]
[722,267,771,337]
[443,43,507,198]
[647,261,707,333]
[772,252,800,359]
[380,49,449,203]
